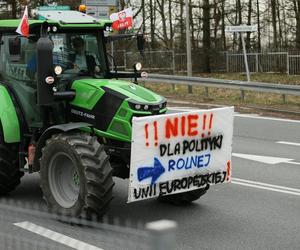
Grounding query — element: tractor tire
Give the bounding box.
[40,132,114,219]
[158,185,209,205]
[0,128,23,195]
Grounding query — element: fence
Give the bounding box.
[111,50,175,74]
[0,199,177,250]
[226,52,289,73]
[288,54,300,74]
[110,49,300,75]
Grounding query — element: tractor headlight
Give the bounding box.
[128,99,167,112]
[54,65,63,75]
[135,104,141,110]
[134,62,142,71]
[106,25,113,32]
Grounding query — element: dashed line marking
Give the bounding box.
[276,141,300,147]
[232,178,300,197]
[14,221,103,250]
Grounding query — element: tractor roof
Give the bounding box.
[0,10,112,33]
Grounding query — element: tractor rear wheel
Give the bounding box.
[0,127,23,195]
[158,185,209,205]
[40,133,114,219]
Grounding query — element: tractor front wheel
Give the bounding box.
[40,133,114,219]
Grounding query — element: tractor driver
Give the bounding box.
[69,36,101,75]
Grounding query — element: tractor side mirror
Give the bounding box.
[9,37,21,62]
[137,34,145,55]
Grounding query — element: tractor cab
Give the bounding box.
[0,13,112,127]
[0,11,165,129]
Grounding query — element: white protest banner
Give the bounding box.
[128,107,234,203]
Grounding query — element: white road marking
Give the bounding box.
[277,141,300,147]
[14,221,103,250]
[232,152,294,165]
[232,178,300,192]
[168,107,300,123]
[287,161,300,166]
[168,107,197,110]
[233,114,300,123]
[232,178,300,197]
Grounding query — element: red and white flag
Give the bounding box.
[16,6,29,37]
[110,8,133,31]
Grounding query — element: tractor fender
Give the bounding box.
[33,122,92,172]
[0,85,20,143]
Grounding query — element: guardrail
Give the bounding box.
[142,73,300,102]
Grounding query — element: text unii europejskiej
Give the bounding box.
[133,171,229,200]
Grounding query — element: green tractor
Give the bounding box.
[0,10,207,218]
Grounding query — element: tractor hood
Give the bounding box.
[71,78,165,104]
[69,78,167,142]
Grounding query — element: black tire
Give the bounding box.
[158,185,209,205]
[40,132,114,219]
[0,126,23,195]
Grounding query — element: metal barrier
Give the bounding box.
[143,73,300,101]
[0,199,177,250]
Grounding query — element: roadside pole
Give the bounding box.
[185,0,193,94]
[240,34,250,82]
[146,220,177,250]
[225,25,257,100]
[225,25,257,83]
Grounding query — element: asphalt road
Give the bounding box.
[0,108,300,250]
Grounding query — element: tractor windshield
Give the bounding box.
[49,32,107,79]
[0,30,107,127]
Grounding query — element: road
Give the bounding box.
[0,108,300,250]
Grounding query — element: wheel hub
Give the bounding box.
[48,152,80,209]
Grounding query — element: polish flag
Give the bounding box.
[16,6,29,37]
[110,8,133,31]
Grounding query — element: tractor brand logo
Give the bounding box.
[129,84,136,90]
[71,109,95,120]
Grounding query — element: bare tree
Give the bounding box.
[271,0,278,48]
[246,0,252,50]
[292,0,300,49]
[202,0,211,72]
[256,0,261,51]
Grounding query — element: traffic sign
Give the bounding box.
[84,0,117,6]
[83,0,118,19]
[38,6,70,11]
[225,25,257,33]
[86,5,117,19]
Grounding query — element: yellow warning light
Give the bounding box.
[79,4,87,13]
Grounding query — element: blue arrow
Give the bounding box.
[137,158,165,185]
